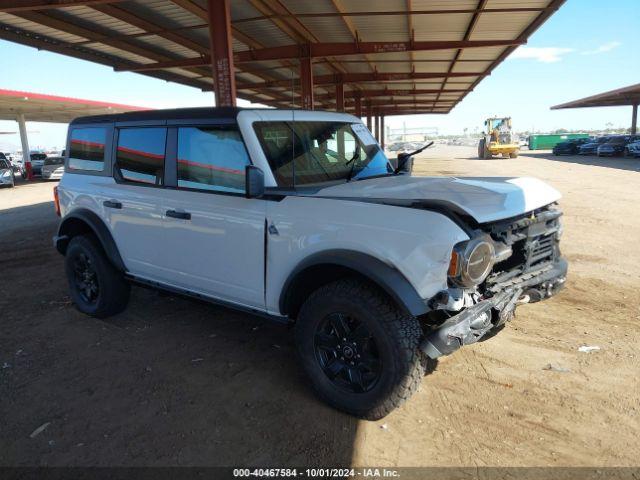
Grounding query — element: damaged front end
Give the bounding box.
[420,205,567,359]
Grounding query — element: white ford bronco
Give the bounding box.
[54,108,567,419]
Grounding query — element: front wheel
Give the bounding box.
[295,278,435,420]
[65,235,130,318]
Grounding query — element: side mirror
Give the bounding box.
[395,153,414,175]
[245,165,265,199]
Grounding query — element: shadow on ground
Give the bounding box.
[0,201,358,466]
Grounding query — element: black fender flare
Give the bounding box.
[54,208,126,272]
[279,249,429,317]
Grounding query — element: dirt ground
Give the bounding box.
[1,146,639,467]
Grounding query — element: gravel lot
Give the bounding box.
[1,146,639,467]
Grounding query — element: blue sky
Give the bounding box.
[0,0,638,150]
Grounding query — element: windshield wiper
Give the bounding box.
[345,149,360,182]
[393,141,434,174]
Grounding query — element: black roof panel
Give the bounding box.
[70,106,271,125]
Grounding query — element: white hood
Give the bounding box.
[307,176,561,224]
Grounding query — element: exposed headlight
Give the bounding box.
[448,235,495,287]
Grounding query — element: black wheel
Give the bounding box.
[295,278,436,420]
[478,139,485,159]
[65,235,130,318]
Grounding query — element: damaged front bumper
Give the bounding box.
[420,258,567,359]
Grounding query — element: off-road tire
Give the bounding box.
[478,139,485,159]
[295,278,436,420]
[65,234,130,318]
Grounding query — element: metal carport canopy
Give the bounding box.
[0,0,566,117]
[551,83,640,134]
[0,88,146,179]
[0,88,147,123]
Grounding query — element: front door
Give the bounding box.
[157,125,266,309]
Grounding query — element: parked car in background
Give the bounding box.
[552,137,592,155]
[30,152,47,176]
[0,157,15,188]
[597,135,639,157]
[625,140,640,157]
[578,136,612,155]
[41,156,65,180]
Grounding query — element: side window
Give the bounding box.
[115,128,166,185]
[68,127,106,172]
[177,126,250,193]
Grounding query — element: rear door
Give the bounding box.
[156,124,266,308]
[104,125,168,280]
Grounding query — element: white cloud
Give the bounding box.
[581,41,622,55]
[509,46,574,63]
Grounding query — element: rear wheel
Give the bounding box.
[295,278,435,420]
[65,235,130,318]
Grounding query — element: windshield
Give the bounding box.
[30,153,47,160]
[254,121,392,187]
[45,156,64,165]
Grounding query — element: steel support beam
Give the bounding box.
[234,40,523,63]
[380,115,385,150]
[354,93,362,118]
[126,40,523,71]
[207,0,236,107]
[17,114,32,181]
[236,71,480,90]
[335,83,344,112]
[366,103,372,131]
[632,104,638,135]
[314,88,466,101]
[374,114,380,142]
[300,56,314,109]
[0,0,124,12]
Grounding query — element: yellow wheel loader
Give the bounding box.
[478,117,520,159]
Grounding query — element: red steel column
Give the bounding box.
[354,93,362,119]
[335,83,344,112]
[300,57,314,110]
[207,0,236,107]
[380,115,385,150]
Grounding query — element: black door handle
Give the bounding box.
[166,209,191,220]
[103,200,122,209]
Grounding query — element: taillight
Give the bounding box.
[53,186,61,217]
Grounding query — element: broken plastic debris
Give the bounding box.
[29,422,51,438]
[543,363,570,372]
[578,345,601,353]
[380,423,388,430]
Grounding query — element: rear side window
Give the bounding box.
[177,127,249,193]
[115,128,166,185]
[68,127,106,171]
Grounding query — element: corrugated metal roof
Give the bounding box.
[0,0,566,115]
